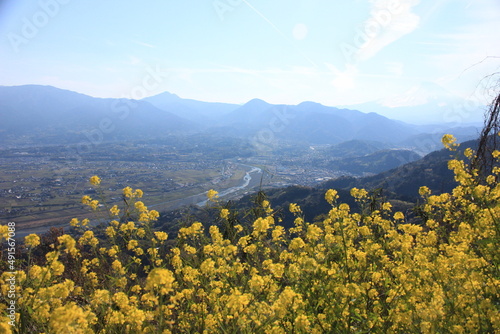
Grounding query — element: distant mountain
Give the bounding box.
[143,92,239,125]
[0,85,196,146]
[345,82,485,124]
[221,98,275,130]
[220,100,421,145]
[0,84,484,150]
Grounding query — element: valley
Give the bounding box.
[0,85,484,235]
[0,137,427,234]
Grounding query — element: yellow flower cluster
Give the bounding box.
[442,133,459,151]
[24,234,40,248]
[89,175,101,186]
[325,188,338,204]
[1,135,499,333]
[123,186,143,199]
[207,189,219,201]
[220,208,230,220]
[81,195,99,211]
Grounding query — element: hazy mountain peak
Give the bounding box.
[147,91,181,102]
[380,81,456,108]
[244,98,270,107]
[340,80,485,124]
[297,101,324,107]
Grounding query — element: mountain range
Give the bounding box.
[0,85,195,146]
[0,84,483,152]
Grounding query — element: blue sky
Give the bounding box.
[1,0,499,122]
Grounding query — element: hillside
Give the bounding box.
[219,138,480,230]
[320,140,479,201]
[324,139,390,158]
[328,149,421,175]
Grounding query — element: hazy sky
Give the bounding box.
[1,0,499,111]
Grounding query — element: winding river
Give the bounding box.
[16,164,263,238]
[196,166,262,206]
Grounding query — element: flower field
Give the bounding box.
[1,135,499,333]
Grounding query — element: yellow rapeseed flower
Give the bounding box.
[106,226,116,238]
[49,302,95,334]
[135,201,147,212]
[145,268,175,295]
[382,202,392,211]
[89,200,99,210]
[70,218,80,227]
[419,186,431,197]
[79,230,99,247]
[0,318,12,334]
[207,189,218,201]
[134,189,144,198]
[108,245,119,257]
[272,225,285,242]
[109,205,120,216]
[127,239,139,250]
[289,203,301,213]
[57,235,79,256]
[289,237,306,250]
[252,217,271,236]
[325,189,339,204]
[89,175,101,186]
[123,186,133,198]
[220,208,230,220]
[441,134,459,151]
[154,231,168,242]
[148,210,159,221]
[0,225,10,240]
[351,187,368,199]
[294,314,311,331]
[81,195,91,205]
[111,259,126,275]
[394,212,405,221]
[24,233,40,248]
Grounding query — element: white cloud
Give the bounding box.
[356,0,421,61]
[326,63,359,91]
[385,61,404,76]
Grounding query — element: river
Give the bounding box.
[15,164,262,238]
[195,166,262,206]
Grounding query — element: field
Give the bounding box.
[0,142,253,235]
